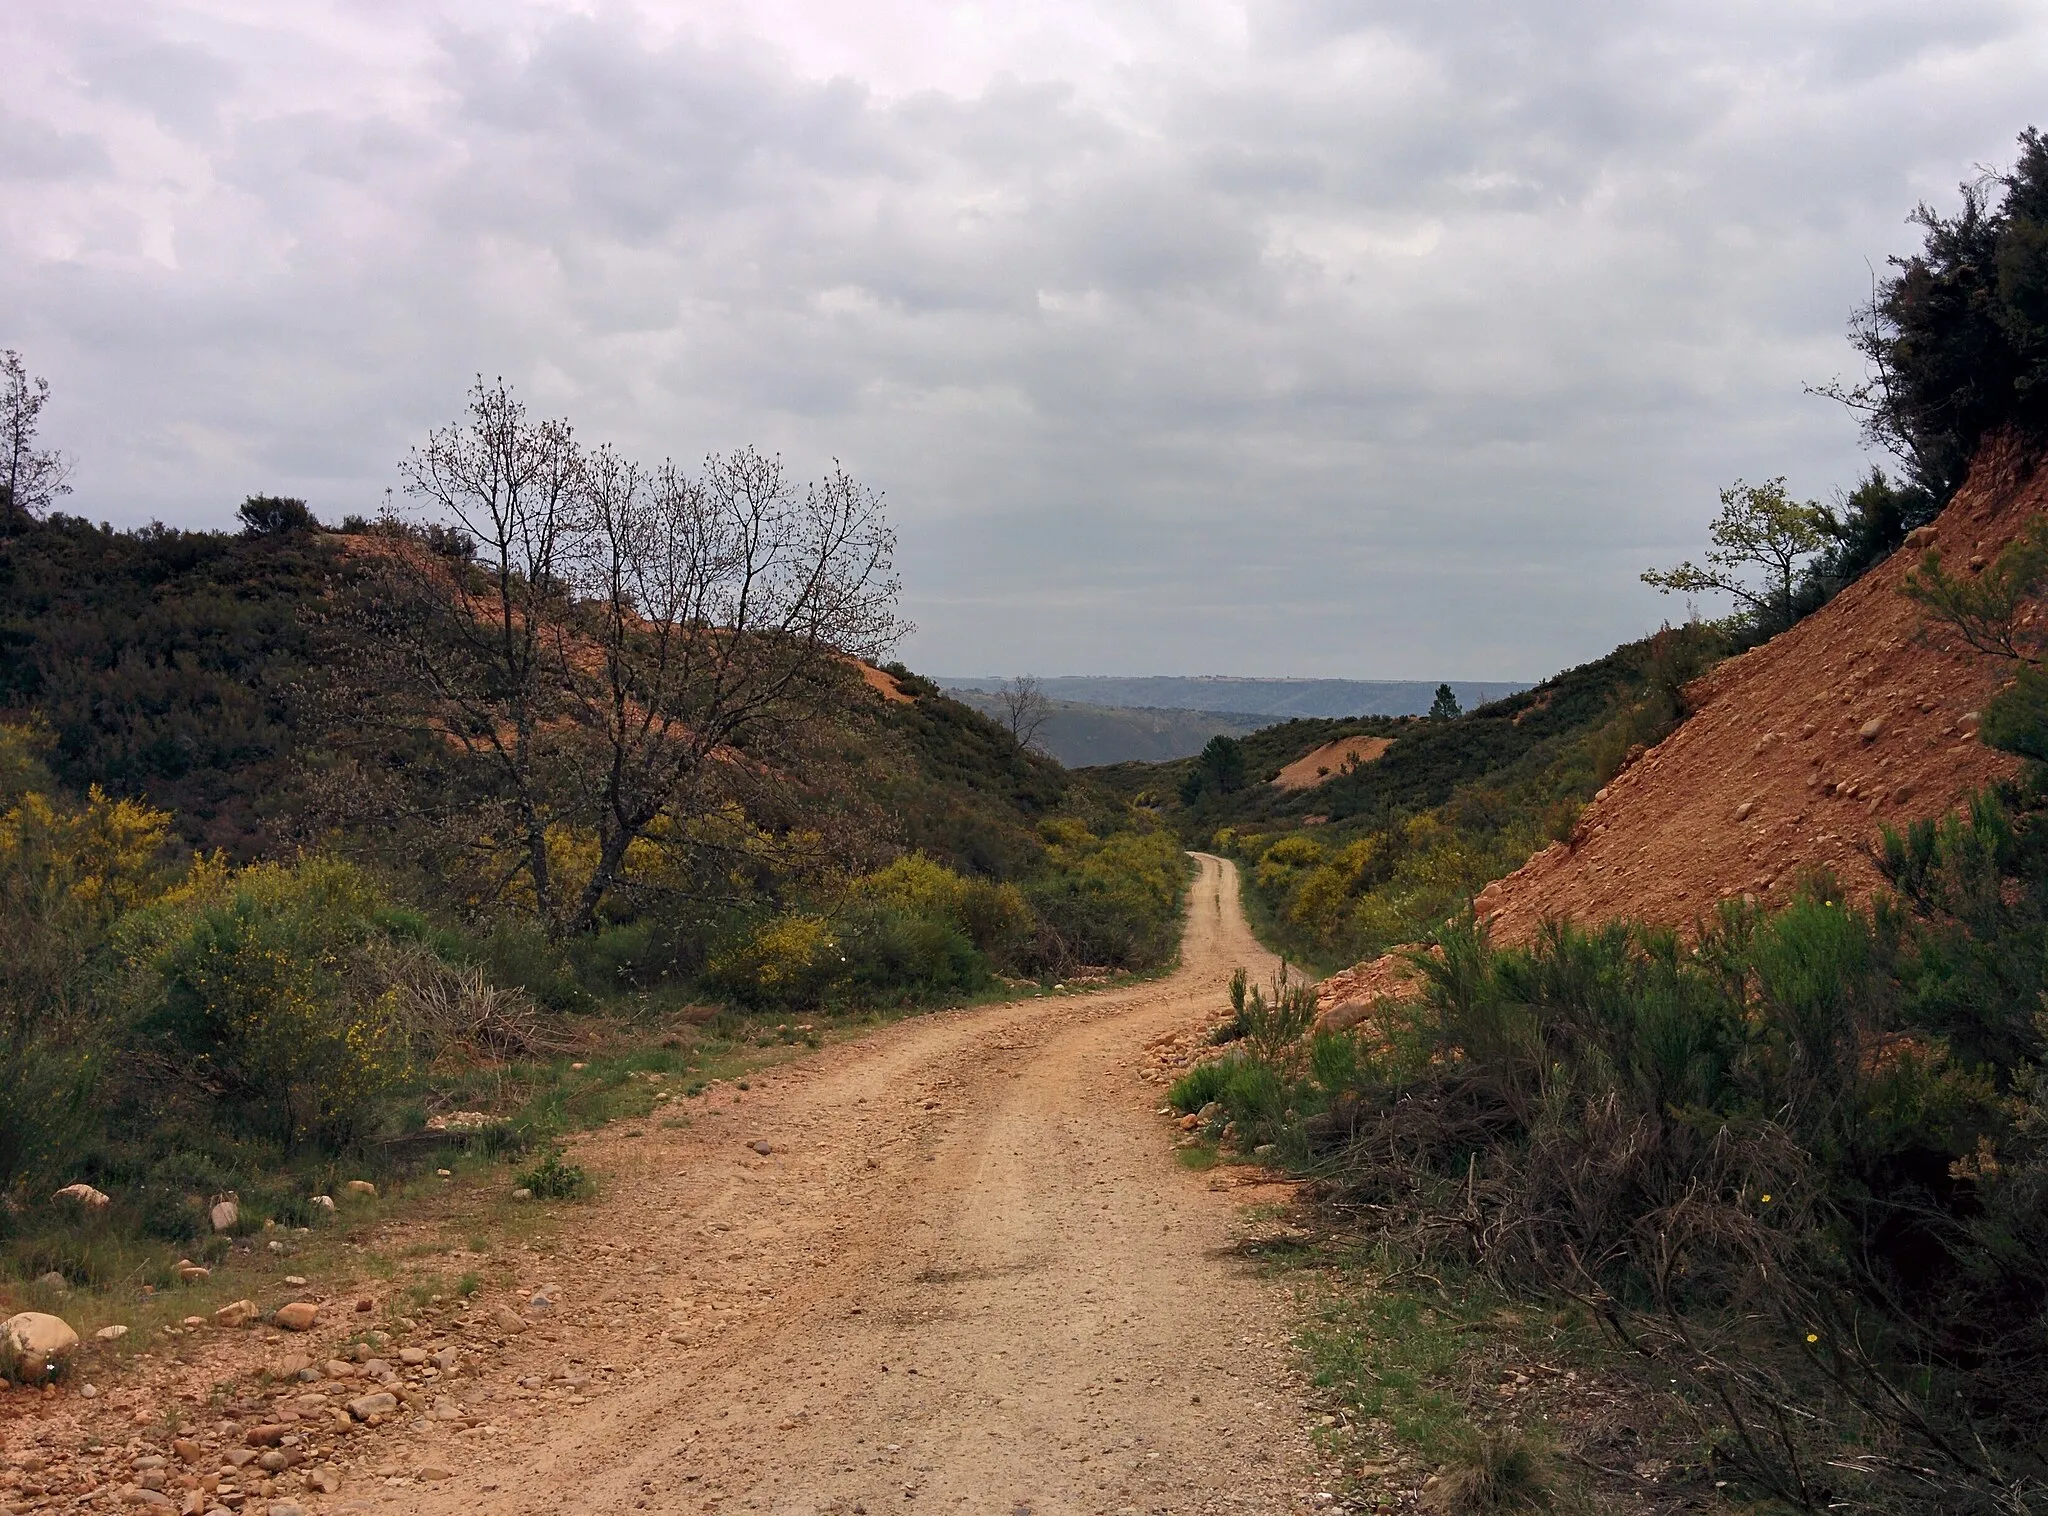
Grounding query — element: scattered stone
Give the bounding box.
[527,1286,559,1315]
[1905,524,1938,549]
[345,1391,398,1421]
[489,1304,526,1334]
[284,1275,307,1287]
[510,1187,533,1202]
[1734,800,1755,822]
[209,1198,240,1233]
[425,1111,500,1132]
[95,1324,129,1342]
[432,1347,460,1372]
[306,1467,341,1494]
[749,1140,773,1156]
[343,1181,376,1198]
[214,1300,259,1329]
[398,1347,428,1366]
[325,1358,357,1378]
[52,1183,111,1210]
[34,1271,69,1293]
[418,1464,455,1482]
[268,1503,309,1516]
[0,1311,79,1384]
[172,1439,201,1465]
[1860,716,1886,742]
[273,1302,319,1332]
[174,1261,209,1283]
[273,1352,311,1376]
[309,1195,336,1214]
[244,1424,290,1448]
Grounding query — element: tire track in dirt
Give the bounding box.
[395,853,1326,1516]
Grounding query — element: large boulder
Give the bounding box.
[51,1184,110,1210]
[0,1312,79,1384]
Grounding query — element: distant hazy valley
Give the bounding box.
[939,676,1530,765]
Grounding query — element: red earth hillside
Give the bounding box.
[1319,434,2045,1019]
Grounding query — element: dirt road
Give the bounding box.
[399,852,1324,1516]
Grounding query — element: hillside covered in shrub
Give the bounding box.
[0,389,1190,1252]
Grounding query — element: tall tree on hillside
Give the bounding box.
[1817,128,2048,504]
[1179,734,1247,804]
[1428,683,1461,721]
[1641,478,1828,635]
[997,675,1052,752]
[559,441,903,932]
[1,350,72,529]
[346,378,904,932]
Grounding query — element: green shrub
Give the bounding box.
[119,855,411,1150]
[518,1146,589,1201]
[704,912,843,1010]
[833,903,986,1004]
[1168,1059,1233,1114]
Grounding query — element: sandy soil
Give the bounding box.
[370,853,1324,1516]
[1272,740,1392,793]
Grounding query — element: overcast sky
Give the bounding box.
[4,1,2043,679]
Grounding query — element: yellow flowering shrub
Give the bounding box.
[122,855,410,1149]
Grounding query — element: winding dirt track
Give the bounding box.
[406,853,1321,1516]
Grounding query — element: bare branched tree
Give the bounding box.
[559,443,902,932]
[996,675,1051,752]
[1,350,73,527]
[347,378,905,933]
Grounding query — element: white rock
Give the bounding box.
[52,1183,110,1209]
[0,1311,79,1384]
[343,1180,376,1198]
[309,1194,336,1214]
[209,1198,240,1233]
[94,1324,128,1342]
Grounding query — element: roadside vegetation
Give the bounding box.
[1168,129,2048,1515]
[0,374,1187,1296]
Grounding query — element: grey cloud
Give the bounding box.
[0,109,112,180]
[1,0,2044,679]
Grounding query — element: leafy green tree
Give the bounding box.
[1180,734,1248,803]
[236,495,317,534]
[1817,127,2048,503]
[1427,683,1461,721]
[1642,477,1828,634]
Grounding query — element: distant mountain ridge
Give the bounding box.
[938,676,1530,721]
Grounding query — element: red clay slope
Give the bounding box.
[1320,435,2043,1016]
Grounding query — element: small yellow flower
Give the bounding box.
[1760,1194,1772,1203]
[1806,1333,1819,1344]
